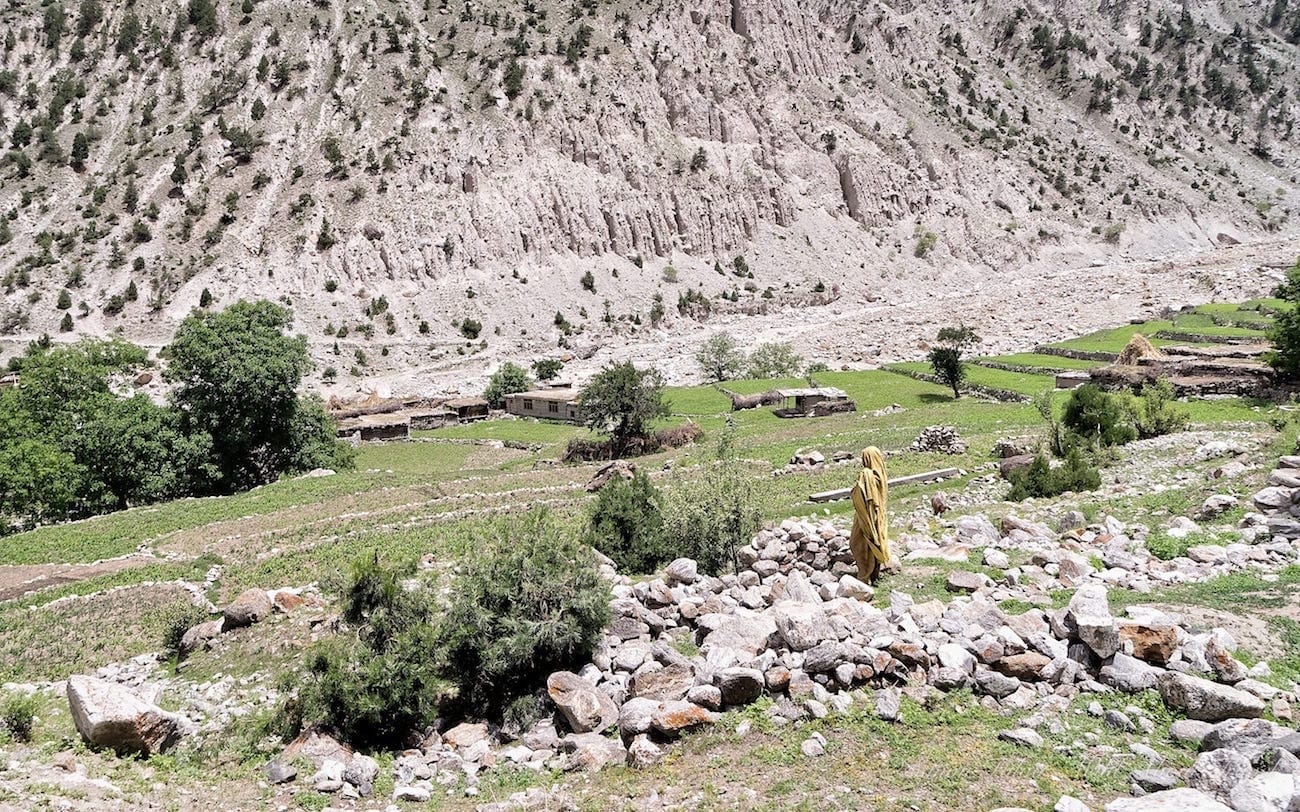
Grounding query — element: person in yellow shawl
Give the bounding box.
[849,446,890,583]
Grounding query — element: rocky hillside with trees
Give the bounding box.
[0,0,1299,389]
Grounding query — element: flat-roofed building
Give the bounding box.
[504,389,582,422]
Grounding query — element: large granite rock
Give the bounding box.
[547,671,618,734]
[1067,583,1119,659]
[1103,788,1232,811]
[221,588,273,630]
[66,675,182,755]
[1157,672,1265,722]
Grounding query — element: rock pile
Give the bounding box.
[910,425,968,455]
[1249,455,1300,540]
[355,515,1295,808]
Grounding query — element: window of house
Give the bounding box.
[548,401,558,413]
[523,399,533,410]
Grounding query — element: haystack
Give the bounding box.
[1116,333,1162,366]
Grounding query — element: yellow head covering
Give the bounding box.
[849,446,890,583]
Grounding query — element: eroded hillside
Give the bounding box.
[1,0,1299,391]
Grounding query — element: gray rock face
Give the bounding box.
[1067,583,1120,659]
[999,728,1044,748]
[547,671,619,733]
[1100,652,1159,692]
[875,687,901,722]
[946,570,988,593]
[1170,720,1216,747]
[1157,672,1265,722]
[1187,749,1254,802]
[976,670,1021,699]
[1132,769,1181,792]
[1226,772,1296,812]
[561,732,627,771]
[265,762,297,784]
[626,735,664,769]
[1201,718,1285,762]
[772,602,835,652]
[66,675,182,755]
[617,697,660,738]
[1103,788,1233,811]
[221,588,272,630]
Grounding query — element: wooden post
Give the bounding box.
[808,467,961,503]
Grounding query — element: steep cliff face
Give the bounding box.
[0,0,1298,389]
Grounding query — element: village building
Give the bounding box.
[772,386,856,418]
[443,397,490,422]
[504,389,582,422]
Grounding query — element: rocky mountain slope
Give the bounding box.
[1,0,1300,393]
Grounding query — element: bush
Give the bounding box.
[1007,449,1101,501]
[1062,384,1136,447]
[299,554,445,748]
[531,358,563,381]
[660,430,761,575]
[436,510,608,717]
[1129,380,1189,439]
[1145,531,1193,561]
[159,602,212,661]
[746,342,803,379]
[460,319,482,340]
[582,472,667,574]
[1,692,39,742]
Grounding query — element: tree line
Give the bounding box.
[0,300,354,532]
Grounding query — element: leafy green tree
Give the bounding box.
[695,331,747,382]
[531,358,563,381]
[76,0,101,36]
[165,300,352,491]
[56,289,72,310]
[1129,379,1189,439]
[1062,383,1136,448]
[42,2,66,47]
[69,132,88,170]
[582,472,666,574]
[199,288,212,308]
[579,361,669,453]
[746,341,803,379]
[483,362,532,408]
[1266,258,1300,381]
[187,0,219,39]
[927,325,980,398]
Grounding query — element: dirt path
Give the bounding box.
[0,555,156,603]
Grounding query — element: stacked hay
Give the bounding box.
[1116,333,1162,366]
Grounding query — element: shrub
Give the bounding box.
[1062,384,1136,447]
[914,230,938,258]
[483,362,531,408]
[1,692,39,742]
[659,428,761,575]
[299,554,444,748]
[1007,449,1101,500]
[459,319,482,340]
[582,472,667,574]
[1145,531,1193,561]
[580,270,595,292]
[159,603,212,661]
[531,358,563,381]
[1130,380,1189,439]
[746,341,803,379]
[436,510,609,717]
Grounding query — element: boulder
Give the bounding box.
[561,732,627,771]
[1157,672,1265,722]
[716,667,765,706]
[548,671,618,733]
[66,676,182,755]
[179,618,223,656]
[1227,773,1297,812]
[1119,621,1179,665]
[995,652,1051,681]
[442,721,490,750]
[1067,584,1120,659]
[1099,652,1159,693]
[999,728,1044,748]
[221,588,273,630]
[1187,749,1253,802]
[626,735,664,769]
[1201,718,1286,762]
[946,570,989,593]
[772,603,835,651]
[664,558,699,586]
[629,664,694,701]
[1103,788,1232,811]
[650,700,717,737]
